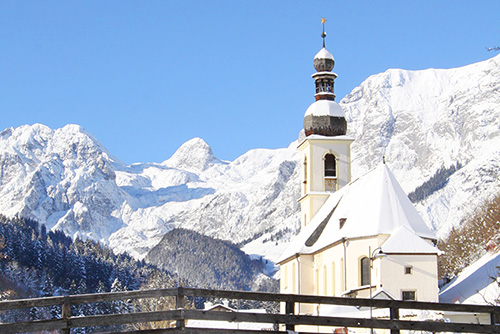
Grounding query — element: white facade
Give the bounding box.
[280,164,440,306]
[298,134,353,227]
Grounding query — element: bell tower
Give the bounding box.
[298,19,354,227]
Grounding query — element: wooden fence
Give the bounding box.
[1,287,500,333]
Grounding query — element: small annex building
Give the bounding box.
[278,23,440,315]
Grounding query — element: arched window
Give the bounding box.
[331,262,336,295]
[340,258,345,292]
[315,269,320,295]
[360,257,371,286]
[324,154,336,177]
[324,154,337,192]
[323,265,327,295]
[303,157,308,193]
[284,266,288,290]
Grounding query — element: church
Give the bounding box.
[278,24,440,314]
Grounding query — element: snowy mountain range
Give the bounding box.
[1,53,499,265]
[0,125,301,260]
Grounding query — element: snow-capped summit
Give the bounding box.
[342,53,500,236]
[0,124,301,259]
[0,123,124,241]
[162,137,223,172]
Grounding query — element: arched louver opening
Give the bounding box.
[324,154,337,192]
[324,154,336,177]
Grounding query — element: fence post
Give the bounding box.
[61,295,71,334]
[285,300,295,332]
[176,286,185,329]
[390,306,400,334]
[491,310,497,325]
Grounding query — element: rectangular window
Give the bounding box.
[404,266,413,275]
[402,290,416,301]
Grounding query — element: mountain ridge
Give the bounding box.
[1,54,499,261]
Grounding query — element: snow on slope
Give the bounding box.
[341,53,500,237]
[0,124,125,242]
[0,127,301,259]
[1,54,499,262]
[110,139,301,259]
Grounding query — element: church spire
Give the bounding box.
[312,19,336,101]
[321,17,327,48]
[303,19,347,137]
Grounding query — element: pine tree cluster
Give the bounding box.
[408,162,462,203]
[146,228,277,292]
[0,215,178,331]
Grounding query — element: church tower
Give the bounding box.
[298,21,354,227]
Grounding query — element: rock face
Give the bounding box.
[0,124,301,259]
[1,54,499,261]
[0,124,124,241]
[341,53,500,236]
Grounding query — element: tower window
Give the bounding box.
[324,154,336,177]
[303,157,307,193]
[405,266,413,275]
[360,257,371,286]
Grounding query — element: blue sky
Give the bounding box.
[1,1,499,164]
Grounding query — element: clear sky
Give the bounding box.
[1,1,499,164]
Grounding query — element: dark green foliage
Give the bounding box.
[146,228,274,291]
[409,162,462,203]
[0,214,178,331]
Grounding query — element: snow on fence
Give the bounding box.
[0,287,500,333]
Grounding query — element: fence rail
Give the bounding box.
[1,287,499,333]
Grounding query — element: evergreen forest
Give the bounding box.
[0,215,180,332]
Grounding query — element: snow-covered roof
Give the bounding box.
[304,100,345,117]
[381,226,440,254]
[279,164,437,263]
[440,250,500,304]
[314,47,334,60]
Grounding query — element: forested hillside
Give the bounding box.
[0,215,179,331]
[146,228,277,292]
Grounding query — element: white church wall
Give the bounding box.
[380,254,439,302]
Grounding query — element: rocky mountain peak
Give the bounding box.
[163,137,222,172]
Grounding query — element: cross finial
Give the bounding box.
[321,18,327,48]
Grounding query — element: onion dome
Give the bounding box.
[303,19,347,137]
[304,100,346,136]
[314,47,335,72]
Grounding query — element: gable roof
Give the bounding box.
[279,164,436,263]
